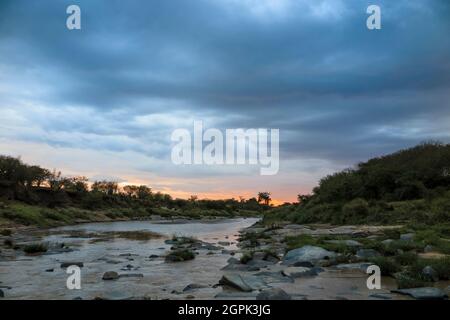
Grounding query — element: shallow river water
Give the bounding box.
[0,218,258,300]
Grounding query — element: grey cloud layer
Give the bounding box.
[0,0,449,190]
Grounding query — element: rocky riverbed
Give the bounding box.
[0,218,449,300]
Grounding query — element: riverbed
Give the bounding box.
[0,218,258,299]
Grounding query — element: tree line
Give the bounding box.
[0,155,271,212]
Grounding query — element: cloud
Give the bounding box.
[0,0,449,201]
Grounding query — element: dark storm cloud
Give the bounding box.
[0,0,449,172]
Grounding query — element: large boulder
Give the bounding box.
[256,288,291,300]
[219,274,268,292]
[282,245,337,266]
[392,287,447,300]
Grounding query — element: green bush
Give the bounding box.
[369,256,401,276]
[165,249,195,262]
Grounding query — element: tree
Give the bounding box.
[257,192,271,205]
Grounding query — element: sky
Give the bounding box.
[0,0,449,203]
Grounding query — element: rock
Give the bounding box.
[183,283,207,292]
[324,240,362,247]
[291,261,314,268]
[45,268,54,272]
[400,233,415,241]
[254,271,294,284]
[227,257,240,264]
[60,262,84,268]
[256,288,291,300]
[119,273,144,278]
[282,245,337,266]
[381,239,394,245]
[282,266,323,278]
[149,254,159,258]
[219,274,268,292]
[422,266,438,282]
[335,263,371,272]
[356,249,380,259]
[218,241,231,246]
[185,295,195,299]
[392,287,447,300]
[102,271,119,280]
[369,293,393,300]
[214,292,258,299]
[0,289,4,298]
[424,245,433,253]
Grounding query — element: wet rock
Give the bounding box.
[185,295,195,299]
[60,262,84,268]
[219,274,267,292]
[45,268,54,272]
[282,245,337,266]
[218,241,231,246]
[149,254,159,259]
[400,233,415,241]
[183,283,207,292]
[381,239,394,245]
[392,287,447,300]
[325,240,362,247]
[72,297,83,300]
[356,249,380,259]
[102,271,119,280]
[256,288,291,300]
[282,266,323,278]
[424,245,433,253]
[0,289,4,298]
[422,266,438,282]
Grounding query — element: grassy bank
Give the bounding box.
[0,200,259,230]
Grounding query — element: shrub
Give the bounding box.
[395,252,418,266]
[240,251,254,264]
[165,249,195,262]
[369,256,401,276]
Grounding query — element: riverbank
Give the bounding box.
[224,221,450,299]
[0,200,261,231]
[1,218,449,300]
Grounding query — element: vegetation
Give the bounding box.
[264,142,450,226]
[165,249,196,262]
[0,155,266,227]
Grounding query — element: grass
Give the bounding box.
[284,234,358,255]
[369,256,401,276]
[240,251,254,264]
[23,243,48,254]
